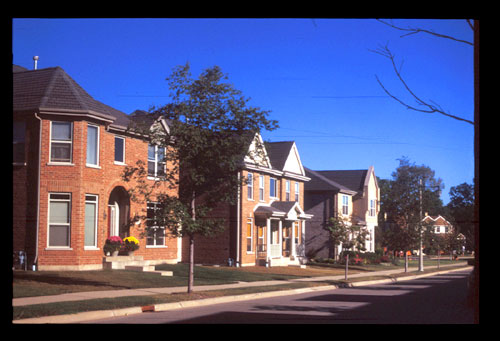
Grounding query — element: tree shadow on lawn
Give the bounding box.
[13,271,132,290]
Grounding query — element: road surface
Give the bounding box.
[86,269,474,324]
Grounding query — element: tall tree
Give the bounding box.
[447,182,475,251]
[124,63,278,293]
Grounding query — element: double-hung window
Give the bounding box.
[246,218,253,252]
[148,145,166,177]
[295,182,299,202]
[84,195,98,249]
[259,175,265,201]
[146,202,165,247]
[369,199,376,217]
[114,136,125,164]
[270,178,277,198]
[247,173,253,200]
[48,193,71,248]
[86,124,99,167]
[342,195,349,215]
[50,122,72,163]
[285,180,290,201]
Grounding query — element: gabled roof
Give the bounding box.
[13,65,131,129]
[254,201,312,219]
[422,215,452,226]
[315,169,368,193]
[304,167,357,194]
[265,141,295,171]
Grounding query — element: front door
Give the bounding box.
[108,203,119,237]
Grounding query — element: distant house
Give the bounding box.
[304,166,380,259]
[422,214,453,234]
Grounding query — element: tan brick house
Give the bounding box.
[13,65,180,270]
[190,134,312,267]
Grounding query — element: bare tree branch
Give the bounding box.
[372,44,474,125]
[377,19,474,46]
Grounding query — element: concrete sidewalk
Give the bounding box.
[12,262,468,307]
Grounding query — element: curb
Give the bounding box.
[13,266,472,324]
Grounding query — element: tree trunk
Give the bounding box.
[188,234,194,293]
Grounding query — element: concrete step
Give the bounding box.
[125,265,156,272]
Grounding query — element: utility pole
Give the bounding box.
[419,178,424,272]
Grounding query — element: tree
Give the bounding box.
[124,63,278,293]
[447,183,475,251]
[324,216,368,261]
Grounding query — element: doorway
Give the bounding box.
[108,186,130,239]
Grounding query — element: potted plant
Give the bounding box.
[104,236,123,256]
[123,236,140,256]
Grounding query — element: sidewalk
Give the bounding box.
[12,262,468,307]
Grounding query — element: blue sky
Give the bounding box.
[12,18,475,204]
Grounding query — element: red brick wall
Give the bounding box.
[31,116,179,270]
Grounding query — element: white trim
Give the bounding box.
[84,194,99,250]
[86,123,100,167]
[49,121,73,164]
[47,192,72,249]
[114,135,126,164]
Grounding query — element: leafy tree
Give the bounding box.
[324,217,368,261]
[446,182,474,251]
[124,63,278,292]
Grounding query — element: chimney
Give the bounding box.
[33,56,39,70]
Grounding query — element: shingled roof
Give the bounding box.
[314,169,368,193]
[264,141,295,171]
[304,167,357,194]
[13,65,131,129]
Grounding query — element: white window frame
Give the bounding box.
[259,175,265,201]
[114,136,126,165]
[146,202,166,247]
[147,144,166,179]
[247,173,254,200]
[49,121,73,164]
[84,194,99,250]
[86,123,100,168]
[294,182,299,202]
[369,199,376,217]
[47,192,72,249]
[342,195,349,216]
[270,177,277,199]
[285,180,290,201]
[246,218,254,253]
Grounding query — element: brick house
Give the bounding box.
[13,65,180,270]
[304,166,380,259]
[190,134,312,267]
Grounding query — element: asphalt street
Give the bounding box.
[85,269,474,324]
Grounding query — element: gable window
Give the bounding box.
[342,195,349,215]
[247,173,253,200]
[369,199,376,216]
[86,124,99,167]
[270,178,277,198]
[114,136,125,164]
[146,202,165,247]
[84,194,98,249]
[294,182,299,202]
[50,121,72,163]
[246,218,253,253]
[259,175,265,201]
[148,145,166,178]
[285,180,290,201]
[48,193,71,248]
[13,121,25,164]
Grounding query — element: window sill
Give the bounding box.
[114,161,127,166]
[47,162,74,166]
[86,164,101,169]
[145,245,168,249]
[45,247,73,251]
[84,247,100,251]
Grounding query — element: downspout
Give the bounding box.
[236,171,241,267]
[33,113,42,270]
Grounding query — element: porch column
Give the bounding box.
[278,219,283,259]
[266,218,271,263]
[291,221,296,259]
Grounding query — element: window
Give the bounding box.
[148,145,166,177]
[13,121,25,164]
[369,199,376,216]
[294,182,299,202]
[259,175,265,201]
[294,221,300,245]
[86,124,99,166]
[257,226,265,252]
[270,178,277,198]
[146,202,165,247]
[84,195,98,248]
[247,173,253,200]
[48,193,71,248]
[50,122,72,163]
[246,218,253,252]
[285,180,290,201]
[342,195,349,215]
[114,136,125,164]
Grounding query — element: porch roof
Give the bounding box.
[254,201,312,220]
